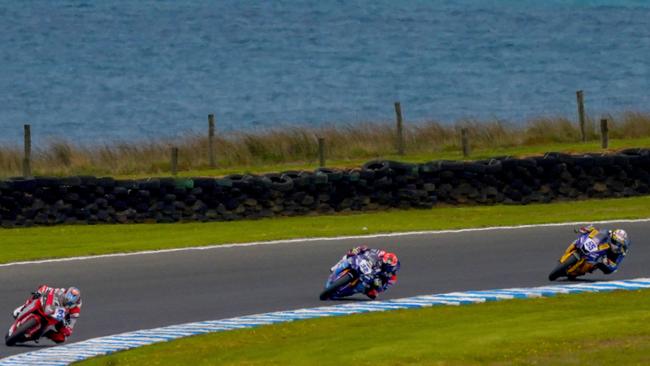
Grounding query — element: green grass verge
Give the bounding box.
[2,196,650,264]
[120,137,650,179]
[75,289,650,366]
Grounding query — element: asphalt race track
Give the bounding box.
[1,221,648,357]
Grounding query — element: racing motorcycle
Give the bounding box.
[319,253,378,300]
[548,230,611,281]
[5,294,65,346]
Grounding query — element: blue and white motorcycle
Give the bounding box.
[549,230,614,281]
[319,253,379,300]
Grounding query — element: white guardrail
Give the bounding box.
[2,278,649,366]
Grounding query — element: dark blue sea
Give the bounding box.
[1,1,649,144]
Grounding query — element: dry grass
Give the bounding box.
[1,112,649,178]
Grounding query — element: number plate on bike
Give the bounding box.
[53,307,66,322]
[582,239,598,253]
[358,259,373,275]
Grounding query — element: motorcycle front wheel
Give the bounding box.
[5,317,38,346]
[319,272,355,300]
[548,255,580,281]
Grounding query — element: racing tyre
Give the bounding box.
[5,317,38,346]
[319,272,355,300]
[548,255,579,281]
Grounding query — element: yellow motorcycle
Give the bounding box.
[548,230,610,281]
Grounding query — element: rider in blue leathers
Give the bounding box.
[342,245,400,299]
[575,225,630,274]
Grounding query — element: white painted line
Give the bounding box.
[1,217,649,268]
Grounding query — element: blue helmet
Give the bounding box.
[63,287,81,307]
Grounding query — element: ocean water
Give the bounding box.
[1,0,649,144]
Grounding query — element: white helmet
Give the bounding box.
[610,229,630,255]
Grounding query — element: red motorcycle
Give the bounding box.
[5,294,65,346]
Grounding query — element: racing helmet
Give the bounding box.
[63,287,81,307]
[609,229,630,255]
[381,252,399,272]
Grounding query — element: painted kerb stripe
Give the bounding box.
[2,277,649,366]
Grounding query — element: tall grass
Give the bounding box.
[1,112,649,178]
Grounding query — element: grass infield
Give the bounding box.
[75,289,650,366]
[1,195,650,264]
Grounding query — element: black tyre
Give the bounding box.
[387,161,419,177]
[418,162,439,175]
[5,317,39,346]
[225,174,252,189]
[315,168,343,182]
[548,255,579,281]
[362,160,390,178]
[265,173,294,192]
[319,272,355,300]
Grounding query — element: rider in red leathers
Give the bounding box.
[12,285,82,344]
[343,245,400,299]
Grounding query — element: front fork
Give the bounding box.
[559,242,592,276]
[559,242,578,263]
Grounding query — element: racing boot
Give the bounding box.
[365,289,378,300]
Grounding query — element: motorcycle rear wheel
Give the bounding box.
[5,317,39,346]
[548,255,579,281]
[319,272,355,300]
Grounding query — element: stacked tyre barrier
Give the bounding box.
[0,149,649,227]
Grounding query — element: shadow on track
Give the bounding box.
[8,344,51,349]
[322,297,374,302]
[553,278,603,283]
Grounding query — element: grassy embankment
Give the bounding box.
[1,112,649,178]
[2,195,650,264]
[76,289,650,366]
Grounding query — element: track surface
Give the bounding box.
[1,221,648,357]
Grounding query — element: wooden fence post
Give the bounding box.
[23,124,32,178]
[576,90,586,142]
[600,118,609,149]
[461,128,470,157]
[394,102,404,155]
[318,137,325,168]
[171,147,178,176]
[208,114,216,168]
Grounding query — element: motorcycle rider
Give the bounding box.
[12,285,82,344]
[574,225,630,274]
[342,245,400,299]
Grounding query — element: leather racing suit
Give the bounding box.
[575,226,626,274]
[344,246,400,299]
[13,285,82,343]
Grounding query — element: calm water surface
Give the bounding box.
[1,1,649,143]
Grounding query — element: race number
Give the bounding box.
[582,239,598,253]
[358,260,373,275]
[52,307,66,322]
